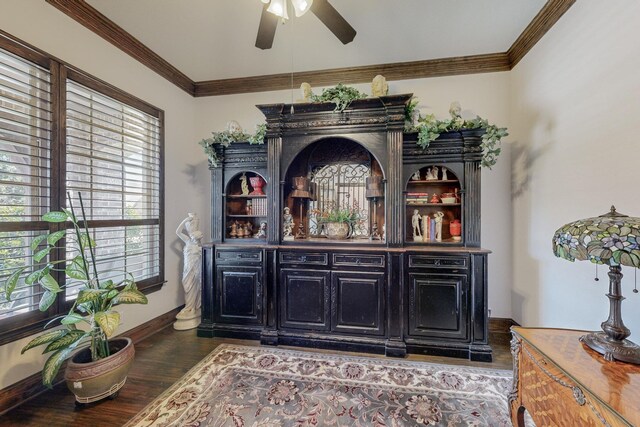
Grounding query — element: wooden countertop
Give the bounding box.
[512,327,640,426]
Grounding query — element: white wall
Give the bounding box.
[195,72,513,320]
[0,1,208,389]
[509,1,640,339]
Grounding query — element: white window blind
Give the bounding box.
[65,80,161,299]
[0,47,52,320]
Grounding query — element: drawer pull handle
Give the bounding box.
[300,256,307,262]
[356,259,361,265]
[434,259,441,266]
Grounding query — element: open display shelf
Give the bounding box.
[225,171,268,241]
[405,165,462,245]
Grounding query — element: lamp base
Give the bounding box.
[580,332,640,364]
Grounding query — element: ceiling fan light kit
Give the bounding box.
[256,0,356,49]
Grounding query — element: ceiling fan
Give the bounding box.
[256,0,357,49]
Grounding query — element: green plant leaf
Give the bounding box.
[33,246,51,263]
[76,288,106,304]
[4,267,26,300]
[111,289,148,305]
[105,289,118,300]
[99,279,115,289]
[65,257,87,280]
[21,329,68,354]
[30,234,49,251]
[39,274,60,292]
[43,330,86,353]
[39,290,57,311]
[25,265,50,285]
[46,230,66,245]
[60,313,85,325]
[42,211,68,223]
[94,311,120,337]
[42,345,76,388]
[79,232,96,249]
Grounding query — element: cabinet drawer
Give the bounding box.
[408,255,467,269]
[216,250,262,263]
[279,251,328,266]
[333,253,385,268]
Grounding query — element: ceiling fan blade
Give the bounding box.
[310,0,356,45]
[255,3,279,49]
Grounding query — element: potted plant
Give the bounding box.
[3,193,148,404]
[312,201,361,240]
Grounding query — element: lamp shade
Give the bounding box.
[267,0,289,19]
[291,0,313,17]
[552,206,640,268]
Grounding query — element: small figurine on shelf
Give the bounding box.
[283,207,294,240]
[425,166,439,180]
[229,222,238,238]
[434,212,444,242]
[240,173,249,196]
[429,193,440,204]
[410,170,421,181]
[441,167,449,181]
[246,200,253,215]
[244,223,252,238]
[412,209,422,241]
[255,221,267,239]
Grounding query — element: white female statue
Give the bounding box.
[174,213,203,330]
[434,211,444,242]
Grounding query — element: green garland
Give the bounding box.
[198,124,266,167]
[310,83,367,112]
[408,101,508,169]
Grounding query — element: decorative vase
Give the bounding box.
[325,222,350,240]
[249,176,265,196]
[65,337,135,404]
[450,219,462,241]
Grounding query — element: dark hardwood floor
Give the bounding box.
[1,326,513,426]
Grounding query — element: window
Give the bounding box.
[0,35,164,345]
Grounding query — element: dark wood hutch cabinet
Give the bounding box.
[198,95,492,362]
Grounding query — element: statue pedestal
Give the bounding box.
[173,308,201,331]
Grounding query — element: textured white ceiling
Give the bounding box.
[86,0,546,81]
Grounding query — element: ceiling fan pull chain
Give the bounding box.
[594,264,599,282]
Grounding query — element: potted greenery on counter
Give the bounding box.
[3,193,148,403]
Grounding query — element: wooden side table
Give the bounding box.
[509,327,640,427]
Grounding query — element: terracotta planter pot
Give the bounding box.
[325,222,350,239]
[65,337,135,404]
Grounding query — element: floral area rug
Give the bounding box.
[125,344,514,426]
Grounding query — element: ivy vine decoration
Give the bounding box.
[198,123,267,167]
[413,101,508,169]
[310,83,367,112]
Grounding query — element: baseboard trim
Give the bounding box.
[0,305,184,416]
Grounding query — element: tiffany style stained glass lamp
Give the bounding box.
[552,206,640,364]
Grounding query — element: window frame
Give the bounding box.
[0,32,165,346]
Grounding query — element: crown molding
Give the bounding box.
[45,0,195,96]
[44,0,574,97]
[507,0,576,68]
[194,53,510,97]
